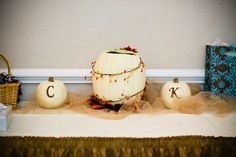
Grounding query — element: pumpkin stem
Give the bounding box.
[48,77,54,82]
[173,77,179,83]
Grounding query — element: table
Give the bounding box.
[0,102,236,157]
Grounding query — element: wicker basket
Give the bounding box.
[0,54,20,110]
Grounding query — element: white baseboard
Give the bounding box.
[0,68,205,84]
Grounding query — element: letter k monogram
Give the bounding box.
[169,87,180,98]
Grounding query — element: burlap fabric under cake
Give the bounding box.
[22,82,236,120]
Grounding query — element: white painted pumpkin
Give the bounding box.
[92,47,146,105]
[160,78,191,110]
[36,77,67,109]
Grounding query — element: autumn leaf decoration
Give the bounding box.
[107,46,138,55]
[120,46,138,53]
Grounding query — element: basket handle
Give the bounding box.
[0,54,12,77]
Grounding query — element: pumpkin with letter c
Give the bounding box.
[160,78,191,110]
[36,77,68,109]
[91,46,146,106]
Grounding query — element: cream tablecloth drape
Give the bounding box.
[0,102,236,157]
[0,110,236,137]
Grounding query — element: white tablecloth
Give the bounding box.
[0,108,236,138]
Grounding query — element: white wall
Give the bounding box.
[0,0,235,69]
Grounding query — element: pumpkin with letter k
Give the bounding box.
[160,78,191,110]
[36,77,68,109]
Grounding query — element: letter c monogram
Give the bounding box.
[46,85,55,98]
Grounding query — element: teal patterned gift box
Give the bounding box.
[204,45,236,98]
